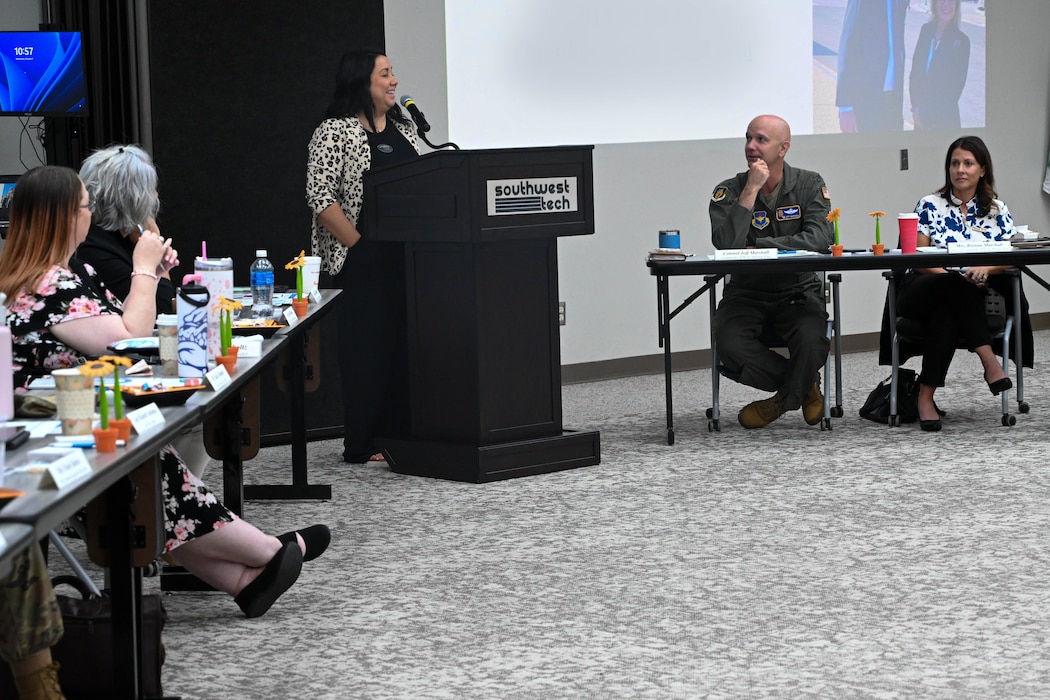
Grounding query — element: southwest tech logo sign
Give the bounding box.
[486,177,578,216]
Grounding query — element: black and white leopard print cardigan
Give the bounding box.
[306,116,419,275]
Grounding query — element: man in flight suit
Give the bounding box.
[709,114,834,428]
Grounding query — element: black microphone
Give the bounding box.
[399,94,431,133]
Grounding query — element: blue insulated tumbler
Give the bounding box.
[659,230,681,250]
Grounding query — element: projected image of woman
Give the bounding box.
[305,49,420,464]
[909,0,971,130]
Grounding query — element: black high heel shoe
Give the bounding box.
[920,418,942,432]
[987,376,1012,396]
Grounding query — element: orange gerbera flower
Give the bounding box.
[98,355,133,368]
[78,360,114,378]
[285,250,307,270]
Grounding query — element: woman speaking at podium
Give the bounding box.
[306,49,420,465]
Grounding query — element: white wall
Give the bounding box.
[387,0,1050,367]
[0,0,46,175]
[7,2,1049,368]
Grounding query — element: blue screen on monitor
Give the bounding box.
[0,31,88,116]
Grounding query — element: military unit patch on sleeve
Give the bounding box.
[711,186,728,202]
[822,186,831,200]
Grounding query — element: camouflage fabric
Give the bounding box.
[0,544,63,663]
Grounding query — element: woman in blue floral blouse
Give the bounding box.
[894,136,1019,432]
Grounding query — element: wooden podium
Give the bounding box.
[362,145,601,482]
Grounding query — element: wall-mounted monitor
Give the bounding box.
[1,174,19,239]
[0,31,88,117]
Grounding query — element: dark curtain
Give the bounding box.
[45,0,145,166]
[45,0,387,441]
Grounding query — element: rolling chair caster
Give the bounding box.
[1002,414,1016,427]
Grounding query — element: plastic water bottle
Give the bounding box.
[250,249,274,319]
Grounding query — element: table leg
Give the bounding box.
[658,274,675,445]
[244,329,332,501]
[104,470,143,699]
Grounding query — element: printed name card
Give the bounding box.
[29,447,92,490]
[309,288,323,304]
[714,248,779,260]
[127,403,166,434]
[205,364,233,391]
[282,306,299,326]
[947,240,1011,254]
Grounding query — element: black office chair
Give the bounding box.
[881,267,1030,426]
[705,273,844,431]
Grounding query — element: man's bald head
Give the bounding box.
[748,114,791,142]
[744,114,791,175]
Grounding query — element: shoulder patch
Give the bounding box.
[821,186,831,200]
[711,186,728,202]
[752,211,770,230]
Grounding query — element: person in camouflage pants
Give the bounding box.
[0,543,65,699]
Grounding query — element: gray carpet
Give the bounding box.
[53,333,1050,699]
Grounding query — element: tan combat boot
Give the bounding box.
[738,395,786,428]
[802,381,824,426]
[14,661,65,700]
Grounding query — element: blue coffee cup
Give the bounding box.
[659,230,681,250]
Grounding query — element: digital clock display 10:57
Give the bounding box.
[13,46,34,57]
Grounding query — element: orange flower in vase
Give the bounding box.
[99,355,134,442]
[826,208,843,256]
[285,250,309,317]
[869,211,887,255]
[78,360,119,452]
[213,297,244,370]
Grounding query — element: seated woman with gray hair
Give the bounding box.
[76,144,178,314]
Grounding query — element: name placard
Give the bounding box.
[309,288,323,304]
[30,447,92,490]
[205,364,232,391]
[128,403,166,434]
[714,248,779,260]
[948,240,1011,254]
[282,307,299,326]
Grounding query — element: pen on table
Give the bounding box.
[70,440,127,448]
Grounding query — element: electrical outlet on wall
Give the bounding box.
[900,148,909,170]
[558,302,566,326]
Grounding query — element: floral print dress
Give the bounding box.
[6,259,237,552]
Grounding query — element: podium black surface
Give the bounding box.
[363,146,601,482]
